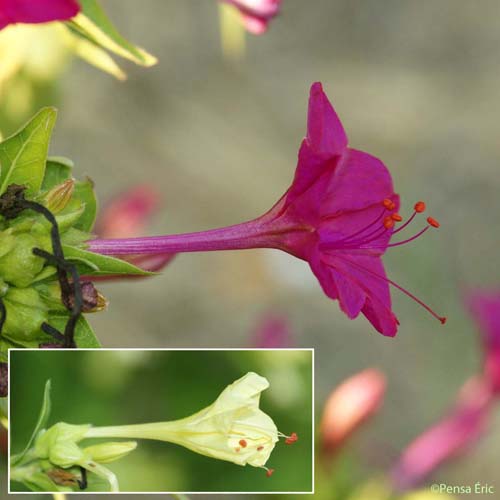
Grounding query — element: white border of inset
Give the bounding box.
[7,348,315,495]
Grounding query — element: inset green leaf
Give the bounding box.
[11,380,52,466]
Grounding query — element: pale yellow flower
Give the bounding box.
[86,372,295,473]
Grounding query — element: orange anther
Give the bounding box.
[382,198,393,209]
[427,217,440,228]
[266,468,275,478]
[285,432,298,445]
[414,201,426,213]
[383,217,395,229]
[257,446,264,451]
[239,439,247,448]
[391,213,403,222]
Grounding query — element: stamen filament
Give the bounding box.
[393,211,417,234]
[335,255,446,324]
[357,226,430,250]
[334,208,386,244]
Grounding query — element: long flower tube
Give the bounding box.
[88,82,445,337]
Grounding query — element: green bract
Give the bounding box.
[11,381,136,493]
[0,108,150,354]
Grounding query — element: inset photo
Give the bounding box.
[8,349,313,494]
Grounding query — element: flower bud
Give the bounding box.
[34,423,91,468]
[83,441,137,463]
[0,232,51,288]
[2,288,48,341]
[320,369,386,456]
[44,179,75,214]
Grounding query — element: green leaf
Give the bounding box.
[49,314,101,348]
[41,156,73,191]
[17,471,70,493]
[63,245,151,277]
[61,228,93,247]
[60,26,127,80]
[0,108,57,197]
[67,0,157,67]
[73,177,97,232]
[2,315,100,349]
[11,380,52,466]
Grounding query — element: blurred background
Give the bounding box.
[1,0,500,498]
[10,349,312,493]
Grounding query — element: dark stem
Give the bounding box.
[77,467,88,490]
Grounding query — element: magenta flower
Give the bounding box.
[391,376,493,490]
[88,82,445,336]
[0,0,80,30]
[220,0,281,35]
[467,291,500,394]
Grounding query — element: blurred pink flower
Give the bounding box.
[0,0,80,30]
[250,314,292,348]
[320,369,386,456]
[466,290,500,394]
[96,184,162,240]
[221,0,281,35]
[391,376,493,490]
[93,185,174,277]
[88,82,445,336]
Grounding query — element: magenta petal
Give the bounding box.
[307,82,348,157]
[0,0,80,28]
[321,253,398,336]
[322,148,396,216]
[286,139,337,205]
[309,250,339,300]
[318,202,398,256]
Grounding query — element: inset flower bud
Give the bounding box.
[34,423,91,469]
[44,179,75,214]
[83,441,137,463]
